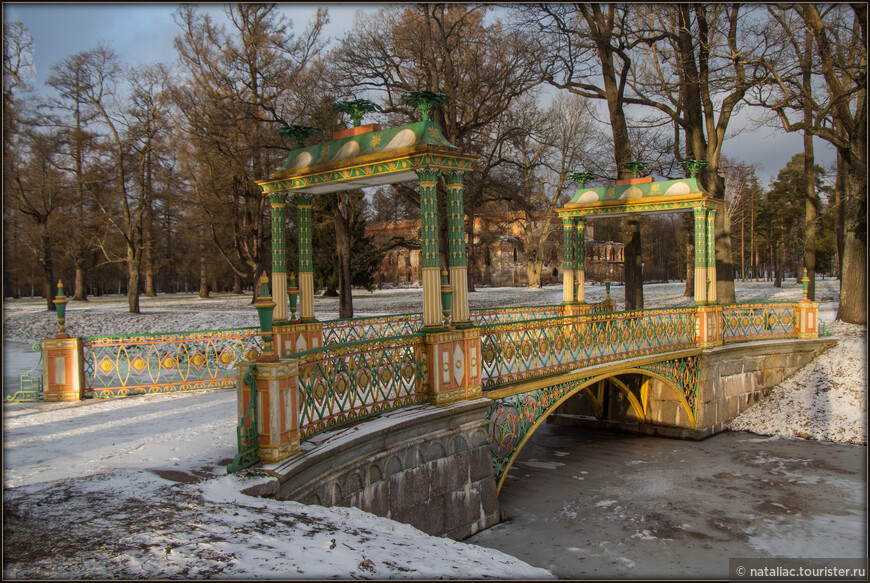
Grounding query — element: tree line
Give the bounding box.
[2,4,865,324]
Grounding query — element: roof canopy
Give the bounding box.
[556,177,723,219]
[257,121,477,196]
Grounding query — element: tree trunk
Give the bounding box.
[526,259,542,289]
[199,226,209,299]
[837,161,867,324]
[74,262,88,302]
[127,249,141,314]
[684,214,694,296]
[40,228,56,312]
[802,29,817,301]
[623,217,643,309]
[233,273,242,295]
[333,192,354,319]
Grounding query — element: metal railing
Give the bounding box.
[294,333,429,439]
[9,342,44,402]
[478,307,697,388]
[720,303,797,344]
[82,327,263,397]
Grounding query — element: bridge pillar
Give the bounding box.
[575,219,586,304]
[696,305,723,348]
[273,322,323,357]
[236,358,301,463]
[561,217,575,305]
[417,168,444,329]
[693,206,708,304]
[796,300,820,339]
[424,327,482,405]
[444,170,471,327]
[269,192,290,322]
[42,337,85,401]
[296,193,317,323]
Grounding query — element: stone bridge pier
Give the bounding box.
[253,398,501,540]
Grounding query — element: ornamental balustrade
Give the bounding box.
[294,334,428,439]
[81,327,263,397]
[478,308,697,389]
[720,302,797,343]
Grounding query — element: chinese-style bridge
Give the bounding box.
[35,110,834,541]
[221,115,833,540]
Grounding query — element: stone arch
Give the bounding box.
[492,369,695,493]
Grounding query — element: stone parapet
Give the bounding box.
[266,398,501,540]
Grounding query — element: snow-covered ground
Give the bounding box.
[2,278,865,578]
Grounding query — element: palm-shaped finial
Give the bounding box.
[333,99,380,127]
[621,161,648,178]
[401,91,450,121]
[677,159,708,178]
[567,172,596,188]
[279,125,321,149]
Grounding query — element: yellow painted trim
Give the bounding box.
[606,376,645,420]
[483,348,701,399]
[491,359,699,494]
[581,386,603,417]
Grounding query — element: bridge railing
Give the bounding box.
[293,334,428,439]
[322,313,422,345]
[720,302,797,344]
[478,307,697,388]
[81,327,262,397]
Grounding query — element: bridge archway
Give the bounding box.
[487,368,696,493]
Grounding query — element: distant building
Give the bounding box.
[365,212,624,288]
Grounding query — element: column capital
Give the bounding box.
[415,167,441,185]
[442,169,466,186]
[693,205,707,218]
[561,216,576,227]
[268,191,289,206]
[295,192,313,207]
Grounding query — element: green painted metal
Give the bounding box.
[296,194,314,275]
[622,161,648,178]
[9,342,44,402]
[575,219,586,272]
[275,121,458,175]
[478,308,697,388]
[333,99,380,127]
[444,170,468,269]
[417,167,441,269]
[562,217,575,297]
[720,303,797,343]
[269,193,288,276]
[567,172,595,187]
[294,334,428,439]
[402,91,449,121]
[279,125,320,148]
[227,363,259,474]
[486,375,594,486]
[678,159,708,178]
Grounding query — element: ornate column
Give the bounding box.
[693,206,707,304]
[444,170,470,327]
[575,219,586,304]
[296,193,316,322]
[269,192,289,322]
[706,208,717,304]
[417,167,443,328]
[562,217,575,304]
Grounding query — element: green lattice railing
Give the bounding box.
[322,313,423,345]
[9,342,44,402]
[721,303,797,343]
[82,327,263,397]
[470,305,564,326]
[478,308,697,388]
[294,334,429,439]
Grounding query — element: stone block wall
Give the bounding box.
[269,398,501,540]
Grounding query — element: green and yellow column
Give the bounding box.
[296,193,316,322]
[562,217,575,304]
[417,168,443,328]
[575,219,586,304]
[693,206,707,304]
[269,191,289,322]
[706,207,717,304]
[444,170,470,327]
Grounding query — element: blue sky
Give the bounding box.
[4,3,834,185]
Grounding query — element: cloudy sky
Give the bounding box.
[4,3,834,185]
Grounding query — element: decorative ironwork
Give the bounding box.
[678,159,708,178]
[295,334,428,439]
[478,308,697,388]
[227,364,259,473]
[81,327,263,398]
[9,342,44,402]
[279,125,321,148]
[333,99,380,127]
[721,303,797,343]
[322,313,423,346]
[487,376,594,489]
[402,91,449,121]
[470,306,564,326]
[568,172,596,187]
[638,355,701,413]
